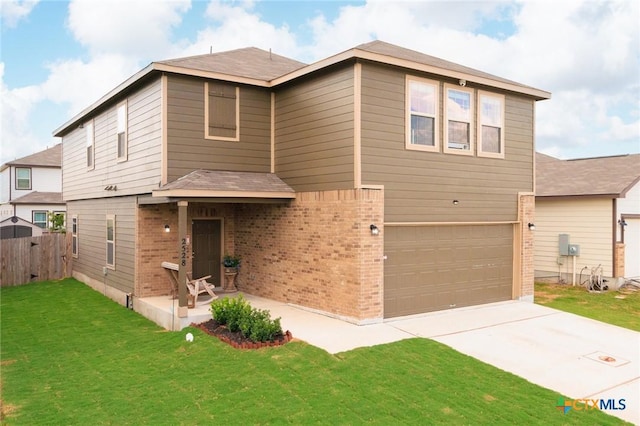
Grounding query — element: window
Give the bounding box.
[406,77,439,152]
[106,215,115,268]
[204,81,239,141]
[86,120,95,169]
[33,211,47,228]
[117,102,127,161]
[16,167,31,190]
[71,215,78,258]
[478,91,505,158]
[444,85,474,155]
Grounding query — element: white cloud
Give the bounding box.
[0,0,39,28]
[67,0,191,60]
[178,0,299,58]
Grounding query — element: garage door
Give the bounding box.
[624,218,640,279]
[384,224,514,318]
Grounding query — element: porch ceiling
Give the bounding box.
[151,169,296,200]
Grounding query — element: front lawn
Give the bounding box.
[1,279,626,424]
[535,282,640,331]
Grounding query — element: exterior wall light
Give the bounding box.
[618,219,627,227]
[452,200,459,205]
[164,224,171,233]
[528,223,536,231]
[370,224,380,235]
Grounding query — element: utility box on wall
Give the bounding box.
[559,234,570,255]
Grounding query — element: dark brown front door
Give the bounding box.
[192,219,222,286]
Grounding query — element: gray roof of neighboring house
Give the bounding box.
[157,47,307,81]
[1,144,62,171]
[54,41,550,137]
[10,191,64,205]
[154,170,295,198]
[536,152,640,198]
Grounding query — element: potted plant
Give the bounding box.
[222,254,241,292]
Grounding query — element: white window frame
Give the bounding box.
[116,101,128,162]
[32,210,48,228]
[444,84,474,156]
[477,91,505,159]
[71,215,78,258]
[86,119,95,169]
[204,81,239,141]
[15,167,32,190]
[405,76,439,152]
[106,214,115,269]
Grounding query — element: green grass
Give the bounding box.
[1,279,627,425]
[535,282,640,331]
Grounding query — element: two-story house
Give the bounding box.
[54,41,550,329]
[0,144,65,238]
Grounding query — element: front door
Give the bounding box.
[192,219,222,286]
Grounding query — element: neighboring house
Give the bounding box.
[535,152,640,283]
[0,144,65,234]
[54,41,550,328]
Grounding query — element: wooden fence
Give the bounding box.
[0,233,71,286]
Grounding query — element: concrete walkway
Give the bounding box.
[245,296,639,424]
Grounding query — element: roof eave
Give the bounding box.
[536,193,620,200]
[272,48,551,100]
[151,189,296,199]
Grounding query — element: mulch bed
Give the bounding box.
[192,319,293,349]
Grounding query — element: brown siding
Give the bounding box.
[63,78,162,201]
[360,63,535,223]
[166,75,271,181]
[274,65,355,191]
[67,196,136,294]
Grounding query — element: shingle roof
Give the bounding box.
[2,144,62,170]
[536,153,640,197]
[154,170,295,198]
[354,41,542,94]
[157,47,307,81]
[10,191,64,205]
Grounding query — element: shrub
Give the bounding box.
[210,294,283,342]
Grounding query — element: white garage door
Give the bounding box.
[624,218,640,279]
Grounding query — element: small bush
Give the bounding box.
[210,295,283,342]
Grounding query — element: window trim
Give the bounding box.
[116,101,128,162]
[32,210,48,228]
[443,84,475,156]
[204,81,240,142]
[15,167,32,190]
[71,215,78,258]
[106,214,115,269]
[405,76,440,153]
[86,119,95,169]
[477,91,505,159]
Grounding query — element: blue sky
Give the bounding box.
[1,0,638,165]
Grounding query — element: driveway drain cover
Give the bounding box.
[584,351,629,367]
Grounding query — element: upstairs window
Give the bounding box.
[444,85,474,155]
[478,91,505,158]
[406,76,439,152]
[86,120,95,169]
[117,102,128,161]
[106,215,115,268]
[205,81,239,141]
[16,167,31,190]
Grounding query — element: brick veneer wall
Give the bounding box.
[135,203,236,298]
[235,188,384,323]
[519,193,535,298]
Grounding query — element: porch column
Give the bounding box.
[177,200,188,317]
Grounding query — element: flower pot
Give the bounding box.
[224,268,238,292]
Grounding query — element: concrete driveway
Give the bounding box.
[246,296,639,424]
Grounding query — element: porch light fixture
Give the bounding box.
[618,219,627,227]
[370,224,380,236]
[452,200,459,205]
[528,223,536,231]
[164,224,170,233]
